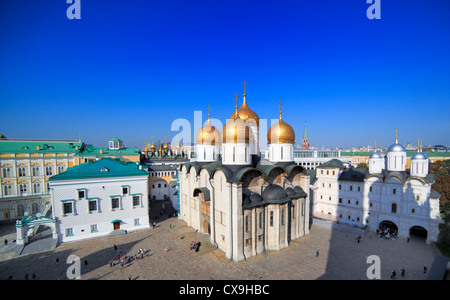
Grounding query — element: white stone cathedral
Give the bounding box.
[311,131,441,244]
[178,89,310,261]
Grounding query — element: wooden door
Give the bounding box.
[113,222,120,230]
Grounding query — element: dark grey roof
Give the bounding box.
[317,159,344,169]
[181,157,307,185]
[339,168,368,182]
[262,185,290,203]
[430,190,441,198]
[285,186,307,199]
[147,164,178,172]
[306,169,317,184]
[293,186,308,197]
[243,186,292,209]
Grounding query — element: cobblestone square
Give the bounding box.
[0,217,442,280]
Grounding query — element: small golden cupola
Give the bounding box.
[222,93,251,144]
[268,101,295,144]
[229,81,259,126]
[196,104,220,145]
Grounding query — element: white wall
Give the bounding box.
[50,175,149,243]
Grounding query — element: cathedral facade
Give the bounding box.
[178,90,310,261]
[311,132,442,244]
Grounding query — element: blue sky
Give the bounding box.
[0,0,449,149]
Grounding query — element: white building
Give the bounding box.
[311,132,441,244]
[48,158,150,243]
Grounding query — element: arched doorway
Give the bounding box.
[409,226,428,242]
[379,220,398,236]
[193,188,210,235]
[15,213,58,246]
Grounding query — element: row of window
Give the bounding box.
[62,195,142,215]
[77,186,131,200]
[336,203,419,222]
[151,182,168,189]
[14,202,41,217]
[2,182,48,196]
[1,165,65,178]
[149,171,176,178]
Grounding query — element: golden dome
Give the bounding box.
[268,114,295,144]
[150,142,157,150]
[196,119,220,145]
[222,108,251,143]
[163,143,169,150]
[230,94,259,126]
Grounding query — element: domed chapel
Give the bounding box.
[179,82,310,261]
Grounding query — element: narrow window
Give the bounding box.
[64,202,73,214]
[270,211,274,227]
[112,198,120,209]
[391,203,397,213]
[78,190,85,199]
[259,212,262,228]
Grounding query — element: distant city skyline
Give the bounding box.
[1,0,449,149]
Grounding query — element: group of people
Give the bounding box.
[110,245,150,267]
[377,227,397,240]
[190,241,201,252]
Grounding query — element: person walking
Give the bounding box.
[401,269,405,278]
[390,270,396,279]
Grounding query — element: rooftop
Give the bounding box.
[48,158,148,181]
[0,138,84,154]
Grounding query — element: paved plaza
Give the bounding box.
[0,217,445,280]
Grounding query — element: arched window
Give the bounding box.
[31,202,40,214]
[16,204,25,217]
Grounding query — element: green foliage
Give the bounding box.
[431,160,450,255]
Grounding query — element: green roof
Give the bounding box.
[76,146,140,157]
[48,158,148,181]
[0,139,83,154]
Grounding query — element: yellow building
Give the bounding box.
[0,136,141,222]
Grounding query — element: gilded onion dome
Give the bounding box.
[222,104,251,143]
[150,142,157,150]
[268,106,295,144]
[196,118,220,145]
[230,94,259,126]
